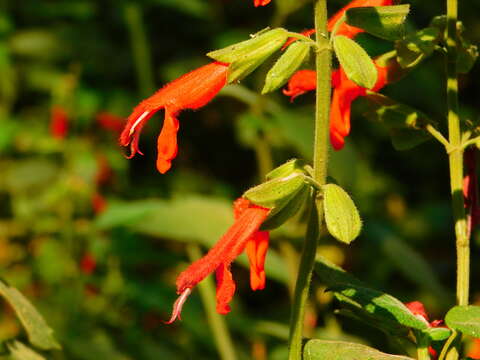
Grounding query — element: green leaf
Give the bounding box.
[345,5,410,41]
[304,340,415,360]
[323,184,362,244]
[262,41,311,94]
[395,27,440,68]
[445,305,480,337]
[457,41,478,74]
[244,172,307,209]
[207,28,289,82]
[315,258,429,334]
[364,92,433,150]
[0,280,60,350]
[7,341,46,360]
[333,35,378,89]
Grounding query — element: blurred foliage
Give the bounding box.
[0,0,479,359]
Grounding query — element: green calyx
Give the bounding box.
[207,28,289,82]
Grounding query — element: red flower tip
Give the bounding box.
[282,70,317,102]
[167,198,270,323]
[328,0,394,38]
[253,0,271,6]
[50,106,69,139]
[164,288,192,324]
[120,61,229,173]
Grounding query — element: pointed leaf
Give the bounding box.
[304,340,415,360]
[262,41,311,94]
[445,305,480,337]
[333,35,377,89]
[345,5,410,41]
[323,183,362,244]
[265,159,307,180]
[395,27,440,68]
[0,280,60,350]
[7,341,46,360]
[315,257,429,333]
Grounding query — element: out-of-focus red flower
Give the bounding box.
[80,253,97,275]
[120,61,229,174]
[91,192,107,214]
[283,62,389,150]
[50,106,69,139]
[467,338,480,359]
[95,155,113,187]
[328,0,394,38]
[96,112,125,134]
[165,198,270,323]
[253,0,271,6]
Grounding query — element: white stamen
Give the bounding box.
[129,110,150,136]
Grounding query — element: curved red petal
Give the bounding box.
[156,109,180,174]
[246,231,269,291]
[215,263,236,315]
[283,70,317,101]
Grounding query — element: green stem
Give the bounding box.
[124,2,155,97]
[186,245,238,360]
[416,333,431,360]
[445,0,469,308]
[445,0,468,357]
[287,1,331,359]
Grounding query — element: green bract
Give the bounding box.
[395,27,440,68]
[262,41,312,94]
[333,35,378,89]
[322,183,362,244]
[207,28,289,82]
[265,159,307,180]
[345,5,410,41]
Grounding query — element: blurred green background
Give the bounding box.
[0,0,479,359]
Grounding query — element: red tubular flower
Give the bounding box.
[254,0,271,6]
[120,61,229,174]
[328,0,394,38]
[282,70,317,101]
[330,63,388,150]
[283,62,389,150]
[166,198,270,323]
[50,106,69,139]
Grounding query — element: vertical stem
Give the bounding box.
[186,245,238,360]
[445,0,467,358]
[288,1,331,359]
[416,333,431,360]
[124,2,155,97]
[445,0,469,307]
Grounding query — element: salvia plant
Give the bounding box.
[0,0,479,359]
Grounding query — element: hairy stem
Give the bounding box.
[288,1,331,359]
[187,245,238,360]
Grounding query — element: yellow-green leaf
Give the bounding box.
[0,280,60,350]
[333,35,377,89]
[262,41,311,94]
[323,183,362,244]
[7,341,46,360]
